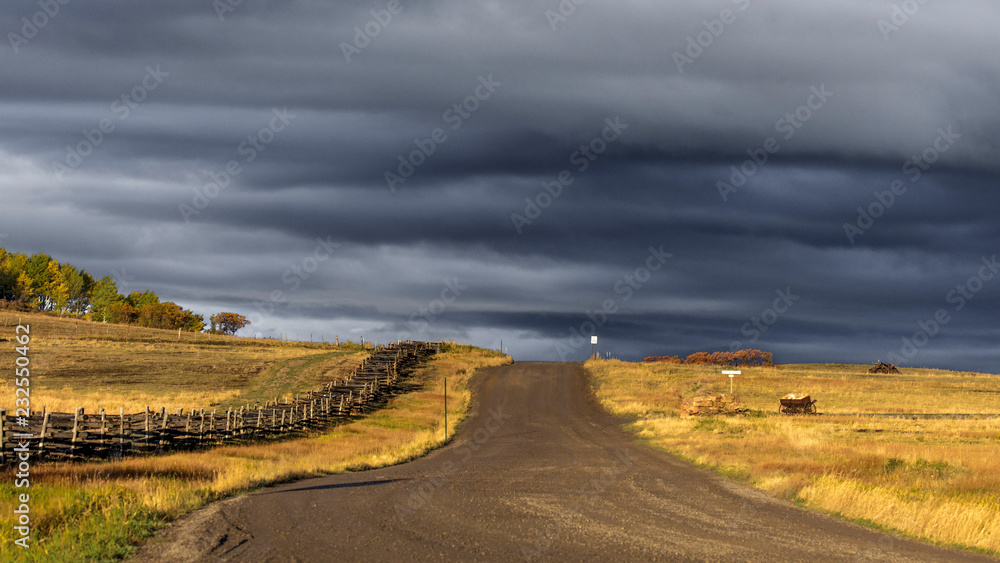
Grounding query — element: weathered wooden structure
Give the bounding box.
[0,341,441,464]
[779,393,818,414]
[868,361,900,374]
[682,394,746,416]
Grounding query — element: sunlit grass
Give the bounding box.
[0,344,511,561]
[0,311,368,412]
[587,358,1000,555]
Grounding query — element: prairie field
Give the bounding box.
[0,311,368,414]
[0,311,510,561]
[587,359,1000,556]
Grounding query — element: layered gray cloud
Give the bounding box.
[2,0,998,371]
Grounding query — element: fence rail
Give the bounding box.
[0,341,441,464]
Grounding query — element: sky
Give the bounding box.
[1,0,998,371]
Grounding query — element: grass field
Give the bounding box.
[586,359,1000,556]
[0,311,510,561]
[0,311,368,413]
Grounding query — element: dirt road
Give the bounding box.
[134,362,993,562]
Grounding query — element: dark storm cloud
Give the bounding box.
[2,0,998,371]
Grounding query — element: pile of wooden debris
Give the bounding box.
[868,361,900,374]
[682,394,745,416]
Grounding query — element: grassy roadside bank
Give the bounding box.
[0,343,510,561]
[586,359,1000,556]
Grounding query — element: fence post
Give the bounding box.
[0,409,5,465]
[100,408,107,455]
[160,407,169,448]
[199,409,206,445]
[119,407,125,455]
[144,406,150,450]
[38,411,50,460]
[72,407,83,457]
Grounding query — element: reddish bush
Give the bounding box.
[683,351,715,365]
[645,349,774,366]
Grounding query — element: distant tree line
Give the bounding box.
[644,349,774,366]
[0,247,248,334]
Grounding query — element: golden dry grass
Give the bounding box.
[586,358,1000,556]
[0,311,368,413]
[0,340,511,561]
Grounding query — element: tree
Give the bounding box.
[2,252,29,302]
[210,312,250,335]
[52,262,90,314]
[135,301,204,332]
[0,249,14,300]
[88,276,122,322]
[24,253,55,309]
[127,290,159,308]
[15,271,37,306]
[180,309,205,333]
[65,266,94,315]
[107,301,138,324]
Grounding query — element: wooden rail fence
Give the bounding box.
[0,341,441,464]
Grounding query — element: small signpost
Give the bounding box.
[591,336,598,359]
[722,370,741,394]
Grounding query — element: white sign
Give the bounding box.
[591,336,598,344]
[722,370,741,377]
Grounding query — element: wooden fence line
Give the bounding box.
[0,341,441,464]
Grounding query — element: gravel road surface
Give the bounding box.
[133,362,993,562]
